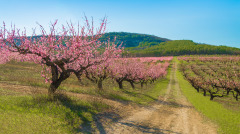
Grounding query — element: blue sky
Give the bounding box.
[0,0,239,48]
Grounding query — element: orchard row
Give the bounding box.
[83,57,171,90]
[179,56,240,100]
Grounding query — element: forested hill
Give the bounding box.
[99,32,170,47]
[127,40,240,56]
[29,32,240,56]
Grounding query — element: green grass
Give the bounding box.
[0,90,111,134]
[176,59,240,134]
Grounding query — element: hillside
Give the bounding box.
[99,32,170,47]
[28,32,169,48]
[127,40,240,56]
[99,32,240,56]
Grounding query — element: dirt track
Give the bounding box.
[100,61,217,134]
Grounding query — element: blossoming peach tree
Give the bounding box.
[0,18,123,97]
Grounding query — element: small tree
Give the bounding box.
[0,18,122,97]
[109,59,128,89]
[84,61,110,91]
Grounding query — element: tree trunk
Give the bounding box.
[118,81,123,89]
[48,65,71,98]
[203,90,206,96]
[130,81,135,89]
[196,87,199,92]
[141,82,144,88]
[235,93,239,101]
[74,71,87,85]
[74,71,82,82]
[48,82,59,99]
[226,90,230,95]
[210,94,215,100]
[97,80,103,91]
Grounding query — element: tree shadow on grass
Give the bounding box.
[52,93,124,134]
[19,93,113,133]
[52,93,94,133]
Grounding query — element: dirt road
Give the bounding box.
[101,61,217,134]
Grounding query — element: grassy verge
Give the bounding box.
[176,60,240,134]
[0,89,110,134]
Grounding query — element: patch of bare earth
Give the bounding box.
[0,81,46,95]
[99,62,217,134]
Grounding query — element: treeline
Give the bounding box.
[127,40,240,56]
[99,32,170,47]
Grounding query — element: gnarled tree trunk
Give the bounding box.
[48,65,70,98]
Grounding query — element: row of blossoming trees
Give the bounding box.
[83,57,172,90]
[0,18,172,97]
[179,56,240,100]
